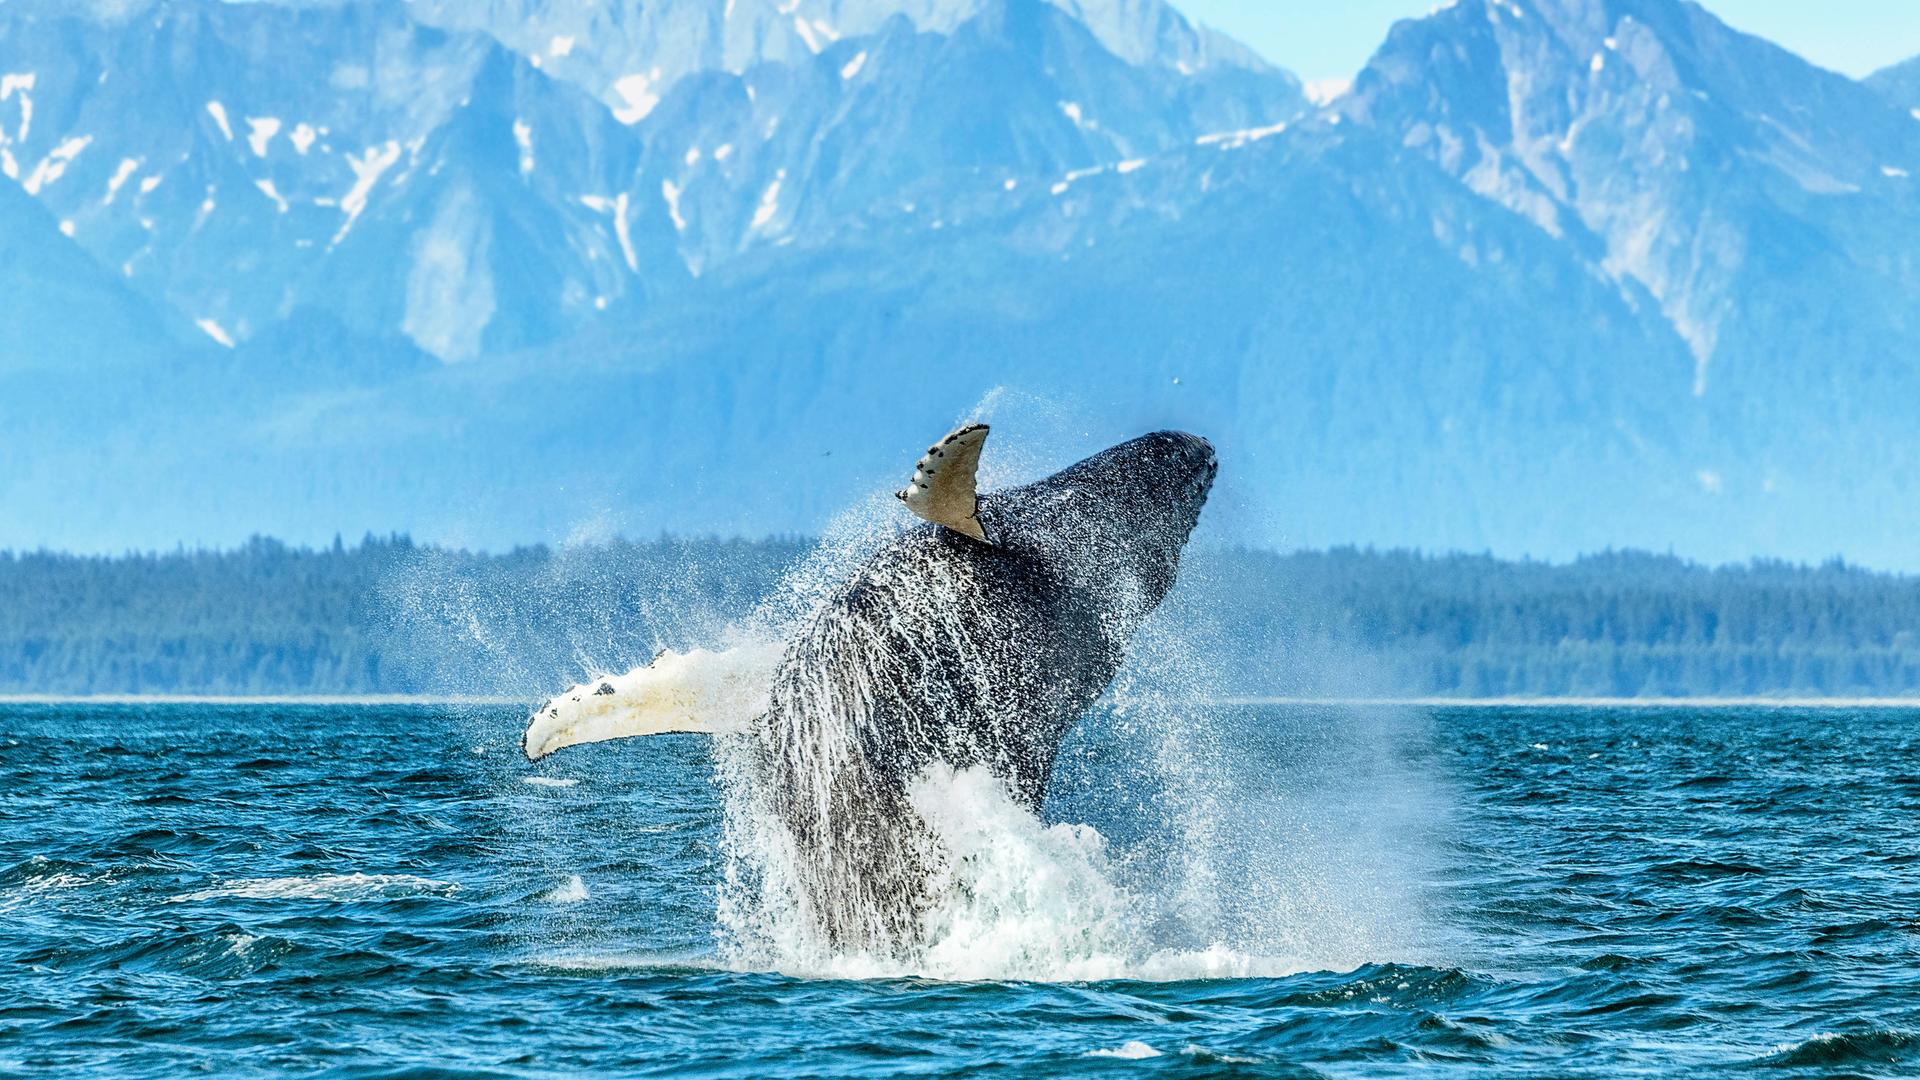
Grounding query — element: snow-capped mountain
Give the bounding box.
[614,0,1300,273]
[4,0,1919,568]
[0,0,673,360]
[0,0,1299,360]
[1339,0,1920,383]
[403,0,1287,120]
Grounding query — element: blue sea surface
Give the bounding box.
[2,703,1917,1076]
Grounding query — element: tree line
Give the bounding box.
[2,536,1917,698]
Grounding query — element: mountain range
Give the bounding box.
[2,0,1918,568]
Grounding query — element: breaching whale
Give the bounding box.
[525,425,1216,953]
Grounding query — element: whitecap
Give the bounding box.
[540,875,590,904]
[1088,1041,1162,1059]
[0,864,112,913]
[168,872,458,902]
[1182,1045,1262,1064]
[523,776,579,788]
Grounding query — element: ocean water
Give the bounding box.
[2,702,1917,1077]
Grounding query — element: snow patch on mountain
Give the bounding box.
[103,157,139,204]
[335,140,403,244]
[513,119,534,174]
[662,179,686,231]
[205,101,233,141]
[255,178,290,213]
[23,135,92,196]
[1,72,34,141]
[582,193,640,272]
[1304,78,1350,106]
[1196,120,1287,149]
[752,169,785,230]
[612,70,663,124]
[195,317,235,347]
[403,187,496,361]
[246,116,281,157]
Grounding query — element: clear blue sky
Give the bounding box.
[1175,1,1920,83]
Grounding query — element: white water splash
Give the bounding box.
[404,390,1443,983]
[715,761,1344,981]
[700,523,1441,980]
[717,762,1131,980]
[540,875,590,903]
[695,422,1315,980]
[1089,1041,1163,1059]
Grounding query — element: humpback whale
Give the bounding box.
[525,425,1216,953]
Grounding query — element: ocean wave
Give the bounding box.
[0,856,115,912]
[1754,1029,1918,1068]
[168,872,460,903]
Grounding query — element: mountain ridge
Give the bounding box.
[1867,53,1920,111]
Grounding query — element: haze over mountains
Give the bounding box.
[2,0,1917,566]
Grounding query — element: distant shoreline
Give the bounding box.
[0,695,525,706]
[6,695,1920,709]
[1218,697,1920,708]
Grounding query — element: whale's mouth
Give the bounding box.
[1174,433,1219,517]
[1125,430,1218,550]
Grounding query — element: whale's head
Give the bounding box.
[983,430,1217,624]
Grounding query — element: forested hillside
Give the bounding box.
[1181,549,1920,699]
[4,537,1918,698]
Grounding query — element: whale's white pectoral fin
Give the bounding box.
[895,422,989,542]
[522,644,780,761]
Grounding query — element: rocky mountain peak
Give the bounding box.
[1340,0,1920,376]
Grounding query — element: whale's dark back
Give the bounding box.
[752,431,1216,951]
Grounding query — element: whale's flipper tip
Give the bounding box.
[897,423,990,543]
[521,646,780,761]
